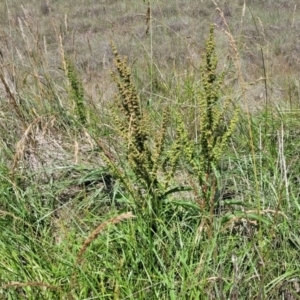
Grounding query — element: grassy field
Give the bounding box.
[1,0,300,299]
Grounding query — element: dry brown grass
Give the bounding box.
[0,0,298,114]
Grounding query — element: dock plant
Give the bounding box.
[105,26,239,236]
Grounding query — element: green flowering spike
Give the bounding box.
[66,59,87,125]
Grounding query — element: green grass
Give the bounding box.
[1,1,300,299]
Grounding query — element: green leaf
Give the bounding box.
[222,210,271,225]
[162,186,193,198]
[163,199,201,211]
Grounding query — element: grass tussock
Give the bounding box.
[1,1,300,299]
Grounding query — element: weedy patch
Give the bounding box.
[102,26,243,240]
[1,1,300,299]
